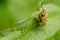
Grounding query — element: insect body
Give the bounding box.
[37,0,48,26]
[38,9,48,25]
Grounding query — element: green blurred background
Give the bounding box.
[0,0,60,40]
[0,0,40,30]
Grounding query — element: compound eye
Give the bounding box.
[41,14,44,16]
[41,14,45,17]
[41,11,45,16]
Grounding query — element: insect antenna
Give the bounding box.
[40,0,45,12]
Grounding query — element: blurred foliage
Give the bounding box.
[0,0,60,40]
[0,0,40,30]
